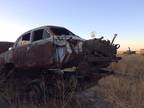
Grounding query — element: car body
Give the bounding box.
[0,25,120,72]
[0,26,85,69]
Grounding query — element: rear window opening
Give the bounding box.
[33,29,43,41]
[50,27,74,36]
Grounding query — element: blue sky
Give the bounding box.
[0,0,144,50]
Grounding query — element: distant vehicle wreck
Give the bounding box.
[123,47,136,55]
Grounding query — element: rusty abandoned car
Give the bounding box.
[0,26,121,104]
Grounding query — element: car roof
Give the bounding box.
[22,25,66,34]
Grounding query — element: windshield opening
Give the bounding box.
[50,27,75,36]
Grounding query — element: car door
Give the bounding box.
[13,33,31,68]
[26,29,54,68]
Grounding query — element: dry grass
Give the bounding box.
[111,54,144,77]
[1,54,144,108]
[4,76,79,108]
[96,54,144,108]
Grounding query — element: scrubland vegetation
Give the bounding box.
[96,54,144,108]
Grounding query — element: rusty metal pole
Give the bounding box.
[111,34,117,45]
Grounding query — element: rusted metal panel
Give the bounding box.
[26,41,54,68]
[12,40,54,69]
[13,45,27,68]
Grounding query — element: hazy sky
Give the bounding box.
[0,0,144,50]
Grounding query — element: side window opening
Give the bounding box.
[33,29,43,41]
[43,30,50,39]
[16,33,30,47]
[21,33,30,45]
[33,29,50,42]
